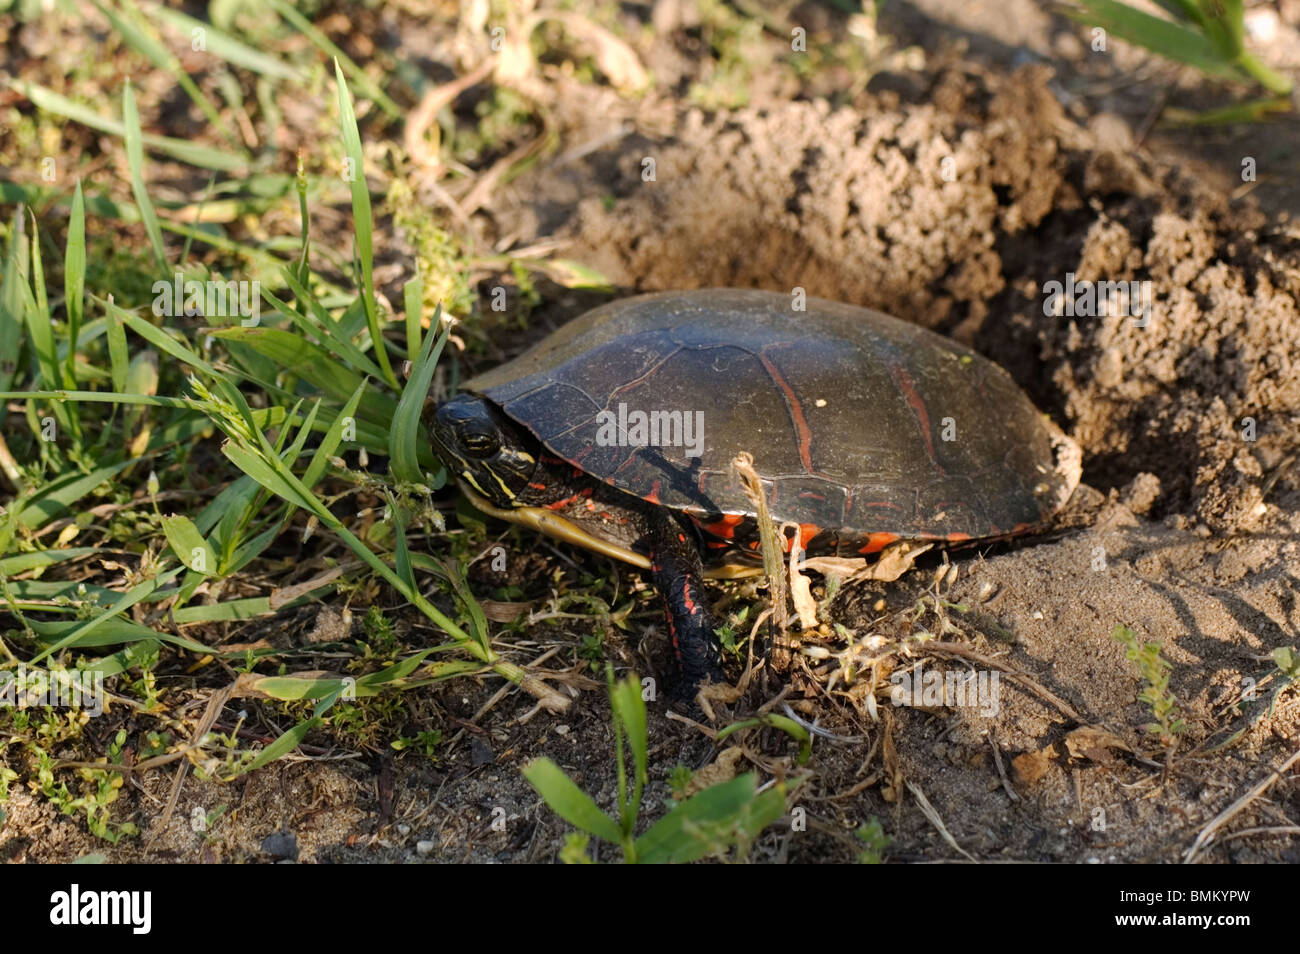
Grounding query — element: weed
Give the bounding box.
[1113,624,1187,747]
[523,666,786,863]
[855,816,891,864]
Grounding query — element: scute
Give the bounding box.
[464,289,1080,539]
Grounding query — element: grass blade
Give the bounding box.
[64,181,86,388]
[147,3,303,81]
[98,0,239,146]
[1065,0,1240,78]
[403,277,423,357]
[99,295,218,376]
[389,308,447,484]
[17,459,133,530]
[9,80,247,172]
[634,774,785,864]
[103,297,130,393]
[268,0,400,118]
[0,207,28,417]
[28,566,182,664]
[160,514,217,576]
[121,80,168,269]
[335,60,398,390]
[523,758,625,844]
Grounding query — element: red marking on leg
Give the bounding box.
[544,493,583,510]
[681,581,698,615]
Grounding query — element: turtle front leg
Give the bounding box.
[641,510,725,700]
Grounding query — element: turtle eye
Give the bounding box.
[462,430,500,459]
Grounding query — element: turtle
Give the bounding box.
[427,289,1081,699]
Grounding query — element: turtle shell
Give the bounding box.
[465,289,1080,545]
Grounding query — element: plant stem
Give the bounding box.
[1236,51,1293,95]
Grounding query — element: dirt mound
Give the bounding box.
[515,65,1300,535]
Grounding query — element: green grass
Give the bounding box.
[1064,0,1293,120]
[523,668,787,863]
[0,1,609,843]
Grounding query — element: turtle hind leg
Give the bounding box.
[641,510,725,701]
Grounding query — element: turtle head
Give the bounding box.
[428,393,538,508]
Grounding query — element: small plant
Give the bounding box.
[523,667,786,863]
[391,729,443,759]
[855,817,891,864]
[1113,624,1187,746]
[1274,646,1300,682]
[361,605,397,656]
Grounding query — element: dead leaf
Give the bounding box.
[1063,725,1132,763]
[880,709,904,802]
[787,530,820,629]
[1012,744,1058,785]
[219,638,272,654]
[270,566,345,610]
[696,679,744,722]
[532,12,649,92]
[480,600,533,623]
[681,746,744,797]
[802,540,934,583]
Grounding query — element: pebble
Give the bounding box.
[260,830,298,861]
[416,840,435,857]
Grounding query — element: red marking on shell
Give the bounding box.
[946,532,972,542]
[757,348,832,480]
[644,479,663,505]
[857,531,898,555]
[888,362,942,473]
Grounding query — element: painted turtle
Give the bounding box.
[428,289,1080,698]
